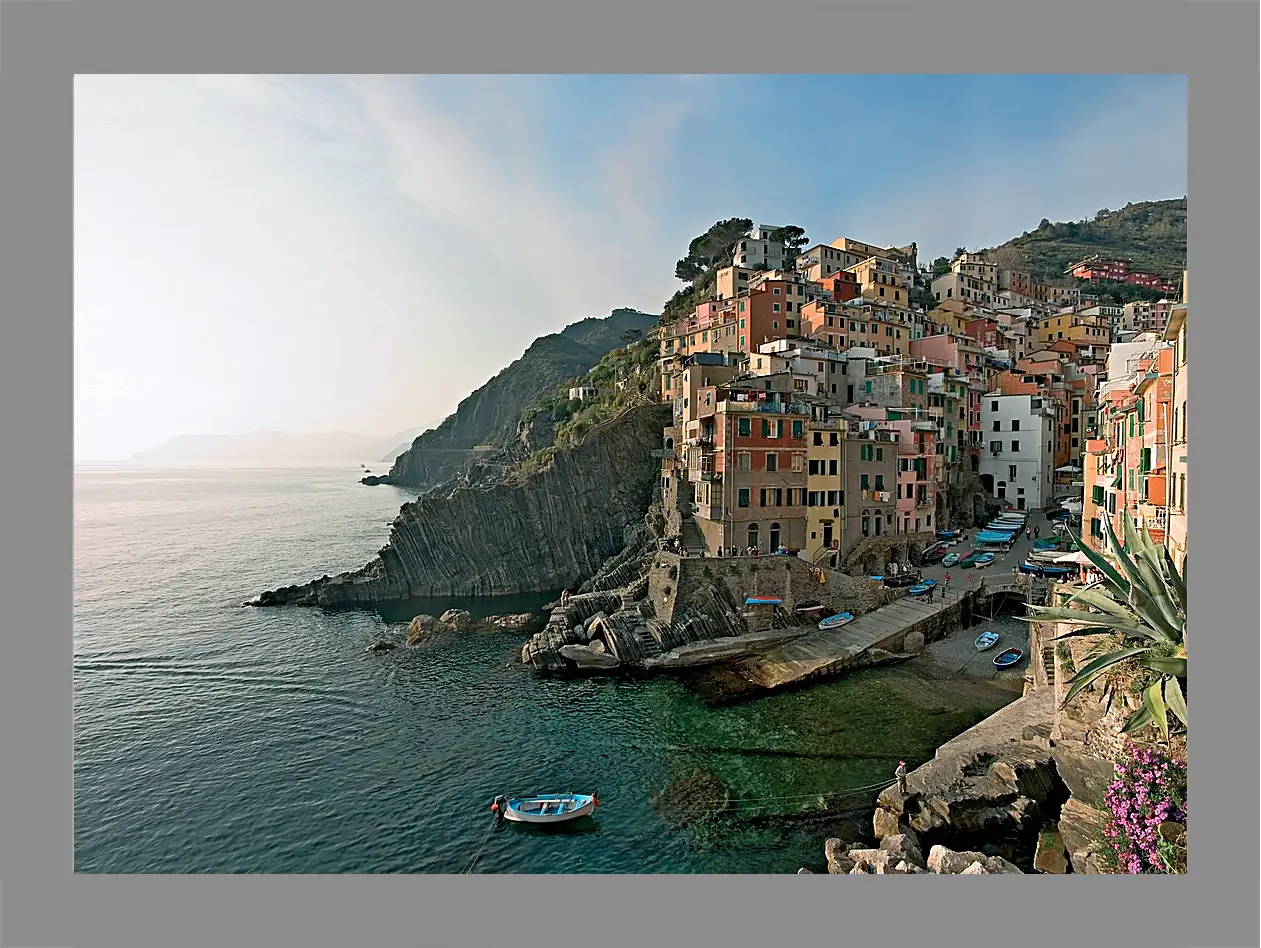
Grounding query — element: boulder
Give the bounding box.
[1050,743,1117,810]
[1033,827,1069,874]
[797,867,813,874]
[903,630,926,654]
[927,845,1023,875]
[846,848,899,874]
[878,832,925,869]
[558,644,621,670]
[439,608,473,631]
[894,860,927,874]
[407,614,439,643]
[824,838,856,874]
[960,861,989,874]
[488,612,540,631]
[1057,797,1110,874]
[584,611,609,632]
[365,639,396,653]
[872,804,904,840]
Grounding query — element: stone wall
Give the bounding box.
[840,531,938,574]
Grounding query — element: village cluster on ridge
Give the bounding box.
[629,226,1188,572]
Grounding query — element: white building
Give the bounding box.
[979,393,1057,510]
[569,385,599,402]
[732,225,787,271]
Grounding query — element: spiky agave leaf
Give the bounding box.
[1131,521,1185,634]
[1141,679,1170,741]
[1024,608,1170,643]
[1066,527,1131,598]
[1163,676,1188,728]
[1163,547,1187,615]
[1064,587,1136,621]
[1114,516,1182,646]
[1064,646,1152,704]
[1122,703,1155,735]
[1141,656,1188,678]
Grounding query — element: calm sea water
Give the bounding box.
[74,466,1018,874]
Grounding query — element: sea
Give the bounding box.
[74,465,1021,874]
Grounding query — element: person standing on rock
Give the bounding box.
[895,761,908,795]
[561,589,571,606]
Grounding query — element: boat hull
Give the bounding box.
[818,613,854,630]
[502,794,597,824]
[974,632,1000,651]
[993,649,1024,668]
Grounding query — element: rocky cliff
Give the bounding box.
[377,308,658,491]
[254,403,672,606]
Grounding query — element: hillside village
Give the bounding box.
[635,223,1188,574]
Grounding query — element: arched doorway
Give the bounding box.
[997,480,1007,500]
[979,473,994,495]
[665,437,675,451]
[747,523,759,552]
[969,451,980,473]
[769,522,781,552]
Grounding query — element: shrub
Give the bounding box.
[1100,741,1187,874]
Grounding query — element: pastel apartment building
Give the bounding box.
[1065,255,1180,297]
[1163,301,1187,570]
[732,225,789,271]
[978,393,1057,510]
[684,381,811,555]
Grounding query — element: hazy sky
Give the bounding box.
[74,74,1186,459]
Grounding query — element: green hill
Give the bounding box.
[983,197,1187,287]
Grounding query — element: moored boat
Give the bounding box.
[974,630,1000,651]
[907,579,938,596]
[993,648,1024,669]
[941,552,962,567]
[494,793,598,825]
[973,552,996,567]
[818,612,854,630]
[794,599,826,614]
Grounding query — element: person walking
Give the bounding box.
[895,761,908,795]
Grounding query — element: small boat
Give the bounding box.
[883,573,922,588]
[1039,565,1075,578]
[794,599,826,614]
[974,631,1000,651]
[744,597,783,607]
[941,552,961,568]
[993,648,1024,669]
[496,793,598,824]
[1018,561,1042,574]
[959,550,984,568]
[818,612,854,630]
[935,529,961,539]
[907,579,938,596]
[973,552,996,567]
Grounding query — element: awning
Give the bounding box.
[1053,550,1092,564]
[1055,464,1082,473]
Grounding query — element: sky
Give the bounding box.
[74,74,1187,460]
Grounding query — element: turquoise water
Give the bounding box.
[74,466,1016,873]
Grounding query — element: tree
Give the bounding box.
[931,256,951,278]
[1024,515,1186,741]
[768,225,809,259]
[620,329,643,347]
[954,246,967,259]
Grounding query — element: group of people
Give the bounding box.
[1024,525,1042,541]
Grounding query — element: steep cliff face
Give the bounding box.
[255,403,671,606]
[379,308,657,491]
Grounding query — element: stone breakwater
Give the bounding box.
[520,550,905,676]
[252,404,671,607]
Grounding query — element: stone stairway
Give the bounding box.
[680,517,707,555]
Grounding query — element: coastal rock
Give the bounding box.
[894,860,927,874]
[407,614,440,644]
[926,845,1023,875]
[557,644,621,670]
[872,804,904,840]
[1050,743,1116,810]
[1056,797,1109,874]
[253,403,671,605]
[652,770,730,828]
[439,608,474,631]
[824,838,856,874]
[960,861,989,874]
[878,832,925,869]
[902,630,925,654]
[365,639,396,654]
[489,612,543,632]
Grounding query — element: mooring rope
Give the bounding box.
[461,818,498,874]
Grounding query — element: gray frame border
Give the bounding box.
[4,0,1258,946]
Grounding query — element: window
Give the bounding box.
[1009,465,1018,480]
[760,488,768,507]
[813,431,823,446]
[739,317,746,328]
[738,452,751,472]
[791,453,804,473]
[874,475,885,491]
[860,445,873,461]
[772,320,779,329]
[1011,440,1020,452]
[773,305,781,314]
[989,441,1002,453]
[738,417,751,437]
[860,474,870,490]
[1011,419,1020,431]
[992,420,1001,431]
[766,453,779,473]
[991,401,999,411]
[829,432,839,446]
[761,419,771,438]
[792,420,804,439]
[829,459,838,476]
[876,448,884,461]
[738,489,750,508]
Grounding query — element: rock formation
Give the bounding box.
[253,403,671,607]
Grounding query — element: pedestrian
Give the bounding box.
[1033,526,1040,540]
[717,545,724,558]
[895,760,908,795]
[1025,528,1032,541]
[561,588,571,606]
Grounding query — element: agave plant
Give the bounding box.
[1024,513,1186,741]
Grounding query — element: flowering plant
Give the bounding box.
[1100,740,1187,873]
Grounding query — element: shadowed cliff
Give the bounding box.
[254,402,671,606]
[377,308,658,491]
